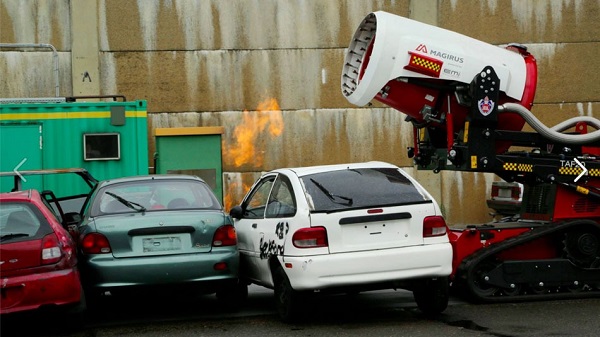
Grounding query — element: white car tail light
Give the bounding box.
[292,227,328,248]
[423,216,448,237]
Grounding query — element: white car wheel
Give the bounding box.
[273,266,303,322]
[413,277,449,315]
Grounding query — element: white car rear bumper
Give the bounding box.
[281,243,452,290]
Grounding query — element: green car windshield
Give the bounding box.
[92,179,221,216]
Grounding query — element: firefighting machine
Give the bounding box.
[341,11,600,302]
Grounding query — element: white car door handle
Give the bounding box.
[252,223,257,228]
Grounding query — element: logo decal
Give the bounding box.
[443,68,461,78]
[430,50,464,63]
[414,44,464,64]
[416,44,428,53]
[478,96,495,116]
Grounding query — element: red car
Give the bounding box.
[0,189,85,318]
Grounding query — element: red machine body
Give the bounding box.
[342,11,600,302]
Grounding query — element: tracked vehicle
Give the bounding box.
[341,11,600,302]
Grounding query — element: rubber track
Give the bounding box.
[456,219,600,303]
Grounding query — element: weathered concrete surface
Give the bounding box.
[98,0,410,50]
[0,0,71,50]
[439,0,600,44]
[531,43,600,104]
[98,49,351,112]
[2,0,599,225]
[149,107,414,172]
[0,51,73,97]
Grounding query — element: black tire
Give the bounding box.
[413,277,449,316]
[563,228,600,268]
[272,266,303,323]
[467,260,500,300]
[216,279,248,310]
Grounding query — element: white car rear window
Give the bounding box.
[300,167,429,212]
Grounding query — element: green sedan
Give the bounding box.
[76,174,246,308]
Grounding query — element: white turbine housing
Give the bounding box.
[341,11,529,107]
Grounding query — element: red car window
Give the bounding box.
[2,204,41,238]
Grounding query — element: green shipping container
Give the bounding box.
[0,97,148,197]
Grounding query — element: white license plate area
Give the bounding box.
[142,236,182,252]
[341,221,410,247]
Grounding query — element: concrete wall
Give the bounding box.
[2,0,599,226]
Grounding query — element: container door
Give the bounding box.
[155,127,224,203]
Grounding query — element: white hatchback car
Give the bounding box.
[230,161,453,321]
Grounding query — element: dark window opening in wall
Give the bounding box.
[84,133,120,161]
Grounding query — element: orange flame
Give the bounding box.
[224,98,283,168]
[223,178,252,212]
